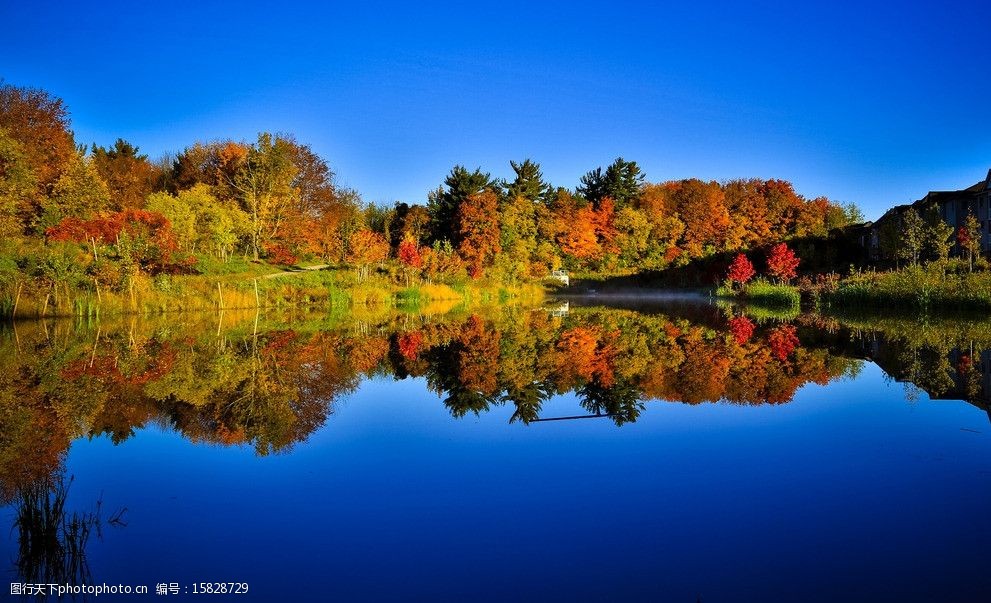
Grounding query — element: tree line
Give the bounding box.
[0,81,863,292]
[877,204,983,270]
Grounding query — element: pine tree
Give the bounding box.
[427,165,497,245]
[505,159,550,203]
[577,157,645,209]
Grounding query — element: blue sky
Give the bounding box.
[1,0,988,220]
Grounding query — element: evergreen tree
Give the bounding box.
[577,157,645,208]
[505,159,550,204]
[427,165,497,245]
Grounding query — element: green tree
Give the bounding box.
[959,210,982,272]
[496,159,549,279]
[40,153,110,230]
[921,205,953,264]
[898,208,924,266]
[496,194,538,281]
[0,128,36,237]
[145,184,248,259]
[505,159,550,203]
[614,206,652,268]
[228,133,299,260]
[427,166,497,245]
[578,157,644,208]
[877,218,901,265]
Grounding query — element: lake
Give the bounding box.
[1,299,989,601]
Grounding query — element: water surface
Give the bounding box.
[2,302,989,601]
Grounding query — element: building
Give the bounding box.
[866,169,991,260]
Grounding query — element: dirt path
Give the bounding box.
[262,264,330,279]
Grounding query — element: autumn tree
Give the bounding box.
[428,166,497,245]
[761,179,803,239]
[958,210,982,271]
[397,235,423,285]
[305,189,363,263]
[723,179,772,247]
[666,179,730,258]
[726,253,755,290]
[551,190,601,265]
[284,138,335,218]
[227,133,299,260]
[727,315,755,344]
[390,202,430,249]
[638,183,686,266]
[0,83,75,197]
[346,229,388,280]
[91,139,154,210]
[46,209,181,274]
[766,243,799,283]
[456,190,501,278]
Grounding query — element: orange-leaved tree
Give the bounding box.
[347,229,389,280]
[456,190,501,278]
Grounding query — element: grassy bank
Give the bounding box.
[716,278,801,310]
[0,265,546,319]
[825,265,991,312]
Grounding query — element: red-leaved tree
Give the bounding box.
[46,209,181,273]
[766,243,799,283]
[728,315,755,344]
[397,236,423,269]
[726,253,755,289]
[768,324,800,361]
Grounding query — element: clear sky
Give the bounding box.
[1,0,988,220]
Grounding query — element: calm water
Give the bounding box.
[1,301,989,602]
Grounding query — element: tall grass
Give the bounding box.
[2,269,548,318]
[826,265,991,311]
[717,278,800,310]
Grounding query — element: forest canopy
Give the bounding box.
[0,81,863,295]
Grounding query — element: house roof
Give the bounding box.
[870,169,991,231]
[918,169,991,204]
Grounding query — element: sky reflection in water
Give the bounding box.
[1,303,989,602]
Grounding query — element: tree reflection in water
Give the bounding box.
[1,304,990,499]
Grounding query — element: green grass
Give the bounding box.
[826,265,991,311]
[717,278,800,311]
